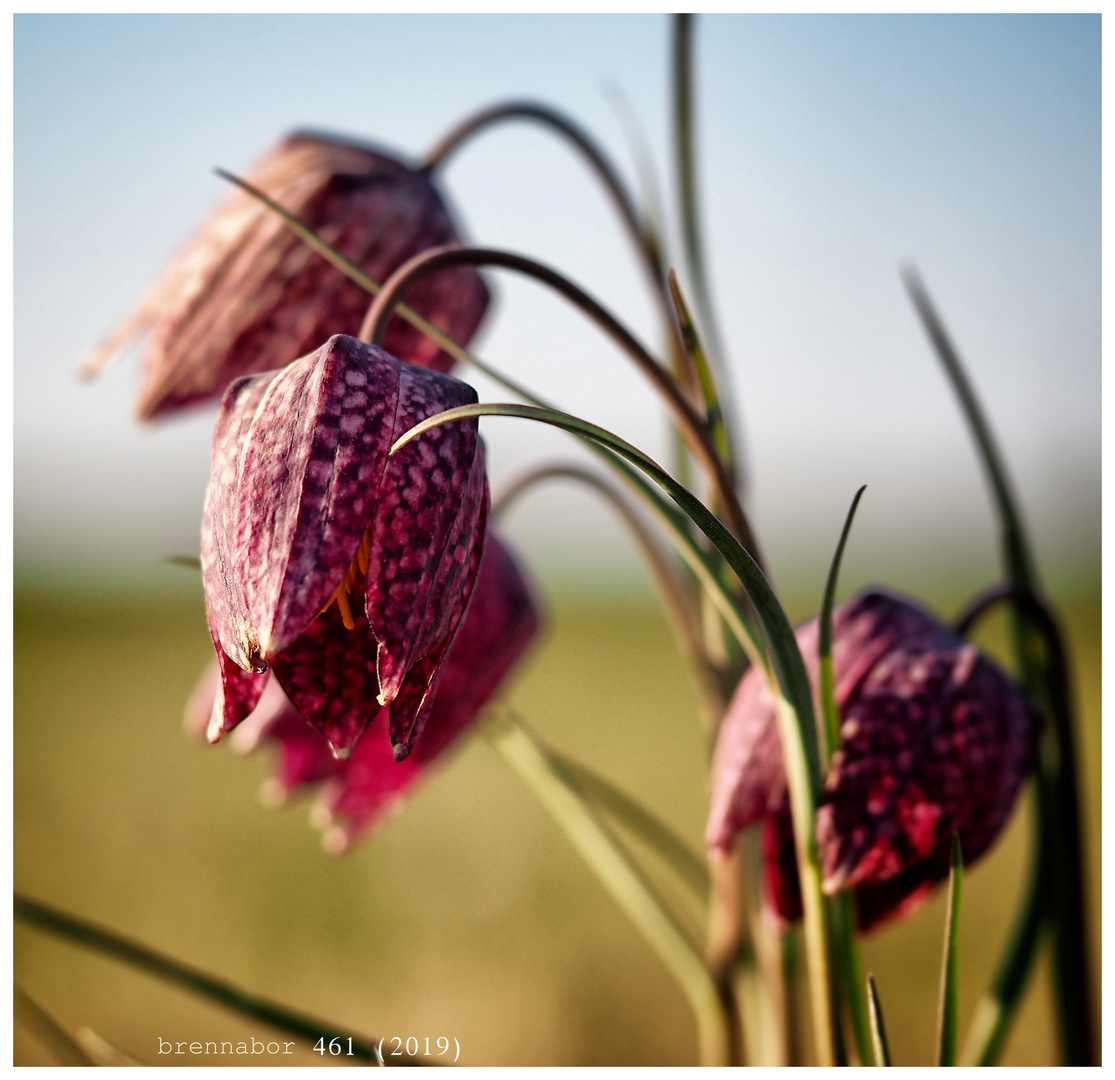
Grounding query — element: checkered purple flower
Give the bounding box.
[85,132,488,418]
[707,590,1040,931]
[200,333,488,762]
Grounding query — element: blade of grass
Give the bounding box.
[394,401,839,1065]
[866,974,892,1066]
[936,835,964,1066]
[486,713,730,1066]
[547,749,710,906]
[13,895,401,1064]
[904,267,1093,1064]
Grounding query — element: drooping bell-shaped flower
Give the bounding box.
[706,590,1040,931]
[190,532,539,851]
[201,333,488,762]
[84,132,489,418]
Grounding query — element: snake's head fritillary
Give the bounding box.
[84,132,488,418]
[200,333,488,763]
[707,590,1040,931]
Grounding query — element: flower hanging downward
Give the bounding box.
[201,333,488,762]
[706,590,1040,930]
[84,132,489,418]
[189,532,539,852]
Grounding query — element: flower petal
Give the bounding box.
[817,630,1040,893]
[85,132,489,418]
[364,362,484,706]
[268,603,384,754]
[229,336,401,658]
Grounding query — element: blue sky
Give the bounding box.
[14,15,1100,596]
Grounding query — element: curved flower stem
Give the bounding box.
[13,895,394,1064]
[219,170,763,679]
[494,463,723,734]
[423,99,667,298]
[487,713,731,1066]
[360,244,762,571]
[393,402,839,1066]
[905,268,1094,1065]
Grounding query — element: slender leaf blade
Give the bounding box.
[937,834,964,1066]
[867,974,892,1066]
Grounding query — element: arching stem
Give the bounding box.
[360,244,762,570]
[493,463,724,734]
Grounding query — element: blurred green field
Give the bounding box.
[14,579,1100,1066]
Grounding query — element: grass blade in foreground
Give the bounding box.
[486,713,729,1066]
[866,974,892,1066]
[936,835,964,1066]
[394,401,839,1065]
[13,895,397,1064]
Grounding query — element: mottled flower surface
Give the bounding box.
[85,132,489,418]
[706,590,1040,931]
[189,532,539,850]
[201,333,488,762]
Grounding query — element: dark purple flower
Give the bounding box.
[706,590,1040,931]
[200,333,488,762]
[192,532,539,851]
[84,132,488,418]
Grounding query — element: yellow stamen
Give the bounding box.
[318,526,373,630]
[333,584,355,630]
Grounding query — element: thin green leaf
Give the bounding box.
[668,271,731,467]
[936,835,964,1066]
[672,14,739,478]
[867,974,892,1066]
[905,267,1093,1064]
[14,986,97,1066]
[486,713,729,1066]
[547,749,710,905]
[819,485,866,764]
[13,895,401,1064]
[394,401,839,1065]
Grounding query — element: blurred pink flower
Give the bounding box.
[201,333,487,761]
[85,131,488,418]
[706,590,1039,931]
[189,533,539,851]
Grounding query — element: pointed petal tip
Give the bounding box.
[206,714,229,744]
[309,800,334,831]
[329,742,354,762]
[392,741,412,763]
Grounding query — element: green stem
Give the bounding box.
[393,401,838,1065]
[487,714,730,1066]
[904,267,1094,1064]
[217,169,765,665]
[14,895,395,1064]
[936,836,964,1066]
[493,463,724,735]
[672,14,740,484]
[360,244,762,569]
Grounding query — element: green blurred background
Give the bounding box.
[15,575,1099,1065]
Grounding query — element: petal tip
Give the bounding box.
[321,826,350,856]
[392,741,412,763]
[329,742,354,762]
[259,778,288,808]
